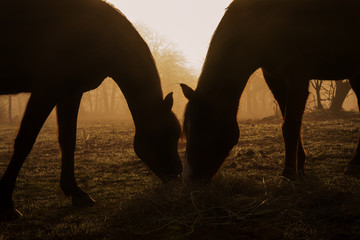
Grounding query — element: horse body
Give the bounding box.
[1,0,154,95]
[182,0,360,181]
[2,1,106,92]
[0,0,182,220]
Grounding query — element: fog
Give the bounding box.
[109,0,232,72]
[0,1,358,125]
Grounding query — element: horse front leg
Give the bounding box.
[56,94,95,207]
[0,93,58,220]
[263,71,307,176]
[281,79,309,179]
[345,78,360,175]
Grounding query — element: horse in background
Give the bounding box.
[0,0,182,220]
[181,0,360,181]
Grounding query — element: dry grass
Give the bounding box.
[1,112,360,239]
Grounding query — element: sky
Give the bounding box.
[108,0,232,73]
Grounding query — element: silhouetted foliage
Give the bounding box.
[310,80,324,110]
[181,0,360,182]
[329,80,352,112]
[309,80,354,112]
[137,24,197,118]
[0,0,182,220]
[77,24,197,121]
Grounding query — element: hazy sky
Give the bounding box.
[108,0,232,72]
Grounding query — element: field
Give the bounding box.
[1,112,360,240]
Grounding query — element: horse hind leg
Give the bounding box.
[282,79,309,179]
[56,94,95,207]
[0,92,58,221]
[344,77,360,176]
[263,71,307,176]
[263,70,308,178]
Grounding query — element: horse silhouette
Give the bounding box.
[181,0,360,181]
[0,0,182,220]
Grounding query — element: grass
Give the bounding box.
[1,112,360,239]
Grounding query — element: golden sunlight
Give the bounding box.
[108,0,232,72]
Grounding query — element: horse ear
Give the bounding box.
[180,84,194,100]
[163,92,174,111]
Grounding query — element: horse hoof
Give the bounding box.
[281,168,298,180]
[0,208,23,221]
[72,194,96,208]
[344,163,360,176]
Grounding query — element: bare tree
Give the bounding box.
[8,95,12,123]
[329,80,352,112]
[308,79,352,112]
[77,24,197,120]
[238,70,275,119]
[310,80,324,110]
[137,24,197,117]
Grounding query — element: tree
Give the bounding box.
[77,24,197,120]
[309,79,352,112]
[136,24,197,117]
[310,80,324,110]
[329,80,352,112]
[238,69,276,119]
[8,95,12,123]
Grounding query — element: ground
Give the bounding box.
[1,112,360,239]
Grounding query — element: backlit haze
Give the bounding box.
[108,0,232,73]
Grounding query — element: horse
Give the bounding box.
[180,0,360,182]
[0,0,182,220]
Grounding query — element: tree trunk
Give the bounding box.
[246,91,252,117]
[315,87,323,110]
[110,82,117,113]
[86,93,94,113]
[94,90,99,113]
[329,80,351,112]
[310,80,323,110]
[8,95,12,123]
[102,84,110,114]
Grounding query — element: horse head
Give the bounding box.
[181,84,239,182]
[133,93,182,182]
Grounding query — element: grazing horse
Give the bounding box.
[0,0,182,220]
[181,0,360,182]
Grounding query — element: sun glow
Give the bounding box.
[108,0,232,73]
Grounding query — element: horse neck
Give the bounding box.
[99,9,167,129]
[110,49,166,129]
[114,67,165,129]
[196,56,255,117]
[194,2,260,117]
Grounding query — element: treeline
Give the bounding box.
[0,25,358,124]
[238,71,357,119]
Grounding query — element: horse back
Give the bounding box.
[223,0,360,79]
[0,0,135,94]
